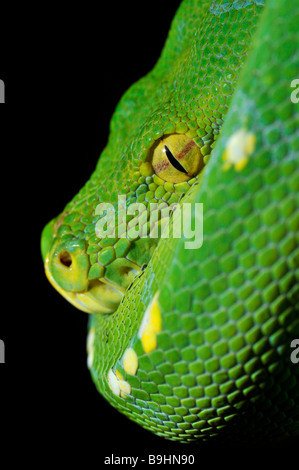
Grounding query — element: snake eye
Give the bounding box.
[151,134,204,183]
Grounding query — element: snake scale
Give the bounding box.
[41,0,299,443]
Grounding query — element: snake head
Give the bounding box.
[41,130,208,315]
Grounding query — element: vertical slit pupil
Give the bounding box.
[164,145,188,174]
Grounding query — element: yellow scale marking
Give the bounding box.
[222,128,256,171]
[138,292,162,354]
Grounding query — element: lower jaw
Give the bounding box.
[44,254,124,314]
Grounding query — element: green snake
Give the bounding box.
[41,0,299,443]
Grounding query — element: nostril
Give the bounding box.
[59,251,72,268]
[49,240,89,292]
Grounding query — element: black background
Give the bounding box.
[0,1,297,466]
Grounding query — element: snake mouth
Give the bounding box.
[44,254,124,314]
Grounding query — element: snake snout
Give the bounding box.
[47,239,90,292]
[44,236,124,314]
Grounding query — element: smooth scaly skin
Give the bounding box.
[42,0,299,443]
